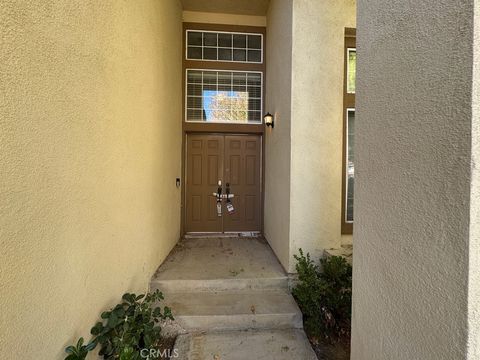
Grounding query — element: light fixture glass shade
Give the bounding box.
[264,113,274,128]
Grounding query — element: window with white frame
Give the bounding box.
[186,69,263,123]
[342,29,356,234]
[184,26,264,125]
[186,30,263,63]
[345,108,355,223]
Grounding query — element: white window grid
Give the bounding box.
[185,69,263,124]
[186,30,264,64]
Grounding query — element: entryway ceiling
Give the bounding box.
[181,0,270,16]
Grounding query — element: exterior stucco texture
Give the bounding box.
[352,0,478,359]
[469,1,480,357]
[264,0,293,271]
[264,0,356,273]
[289,0,356,270]
[0,1,183,359]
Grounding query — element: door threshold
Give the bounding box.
[185,232,261,239]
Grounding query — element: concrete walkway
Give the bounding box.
[151,236,316,360]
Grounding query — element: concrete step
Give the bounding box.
[152,237,289,292]
[151,276,289,293]
[174,329,317,360]
[162,290,303,332]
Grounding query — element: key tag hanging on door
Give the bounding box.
[225,182,235,214]
[226,200,235,214]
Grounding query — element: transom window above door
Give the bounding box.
[186,30,263,63]
[186,69,263,124]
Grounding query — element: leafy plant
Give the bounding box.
[292,249,352,340]
[64,290,173,360]
[64,337,96,360]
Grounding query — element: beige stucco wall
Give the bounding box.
[182,10,266,27]
[352,0,477,359]
[0,1,182,359]
[264,0,355,272]
[289,0,356,271]
[264,0,293,271]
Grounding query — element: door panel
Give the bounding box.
[186,135,224,232]
[224,135,262,232]
[185,134,261,233]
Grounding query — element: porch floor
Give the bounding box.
[153,236,286,285]
[151,236,317,360]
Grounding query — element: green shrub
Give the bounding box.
[64,289,173,360]
[292,249,352,340]
[64,338,96,360]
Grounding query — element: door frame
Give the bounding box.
[182,131,264,235]
[180,22,267,236]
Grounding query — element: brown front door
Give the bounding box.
[185,134,262,233]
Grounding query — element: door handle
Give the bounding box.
[215,180,222,217]
[225,183,234,199]
[225,182,235,214]
[212,180,223,197]
[212,181,234,199]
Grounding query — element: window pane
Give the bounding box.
[233,72,247,85]
[203,83,216,91]
[203,32,217,47]
[203,71,217,85]
[247,50,261,63]
[248,98,262,112]
[218,84,232,91]
[248,35,262,49]
[187,96,202,108]
[218,33,232,47]
[247,73,261,86]
[247,86,261,99]
[187,109,203,121]
[204,47,217,60]
[187,83,202,96]
[218,48,232,61]
[187,70,202,83]
[187,31,202,46]
[248,111,261,122]
[187,47,202,59]
[233,49,246,62]
[186,70,262,124]
[346,109,355,222]
[347,48,356,93]
[233,85,246,92]
[218,72,231,85]
[233,34,246,48]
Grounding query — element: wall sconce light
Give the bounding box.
[264,113,274,128]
